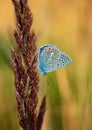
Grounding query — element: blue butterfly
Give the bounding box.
[38,44,72,75]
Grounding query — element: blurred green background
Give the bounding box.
[0,0,92,130]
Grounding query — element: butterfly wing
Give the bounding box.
[38,46,47,75]
[38,44,72,75]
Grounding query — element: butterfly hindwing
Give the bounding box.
[38,44,72,75]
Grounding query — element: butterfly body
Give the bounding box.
[38,44,72,75]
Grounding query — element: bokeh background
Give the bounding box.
[0,0,92,130]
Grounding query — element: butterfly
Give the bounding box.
[38,44,72,75]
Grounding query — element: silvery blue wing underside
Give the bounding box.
[38,44,72,75]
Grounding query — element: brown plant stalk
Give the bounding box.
[11,0,46,130]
